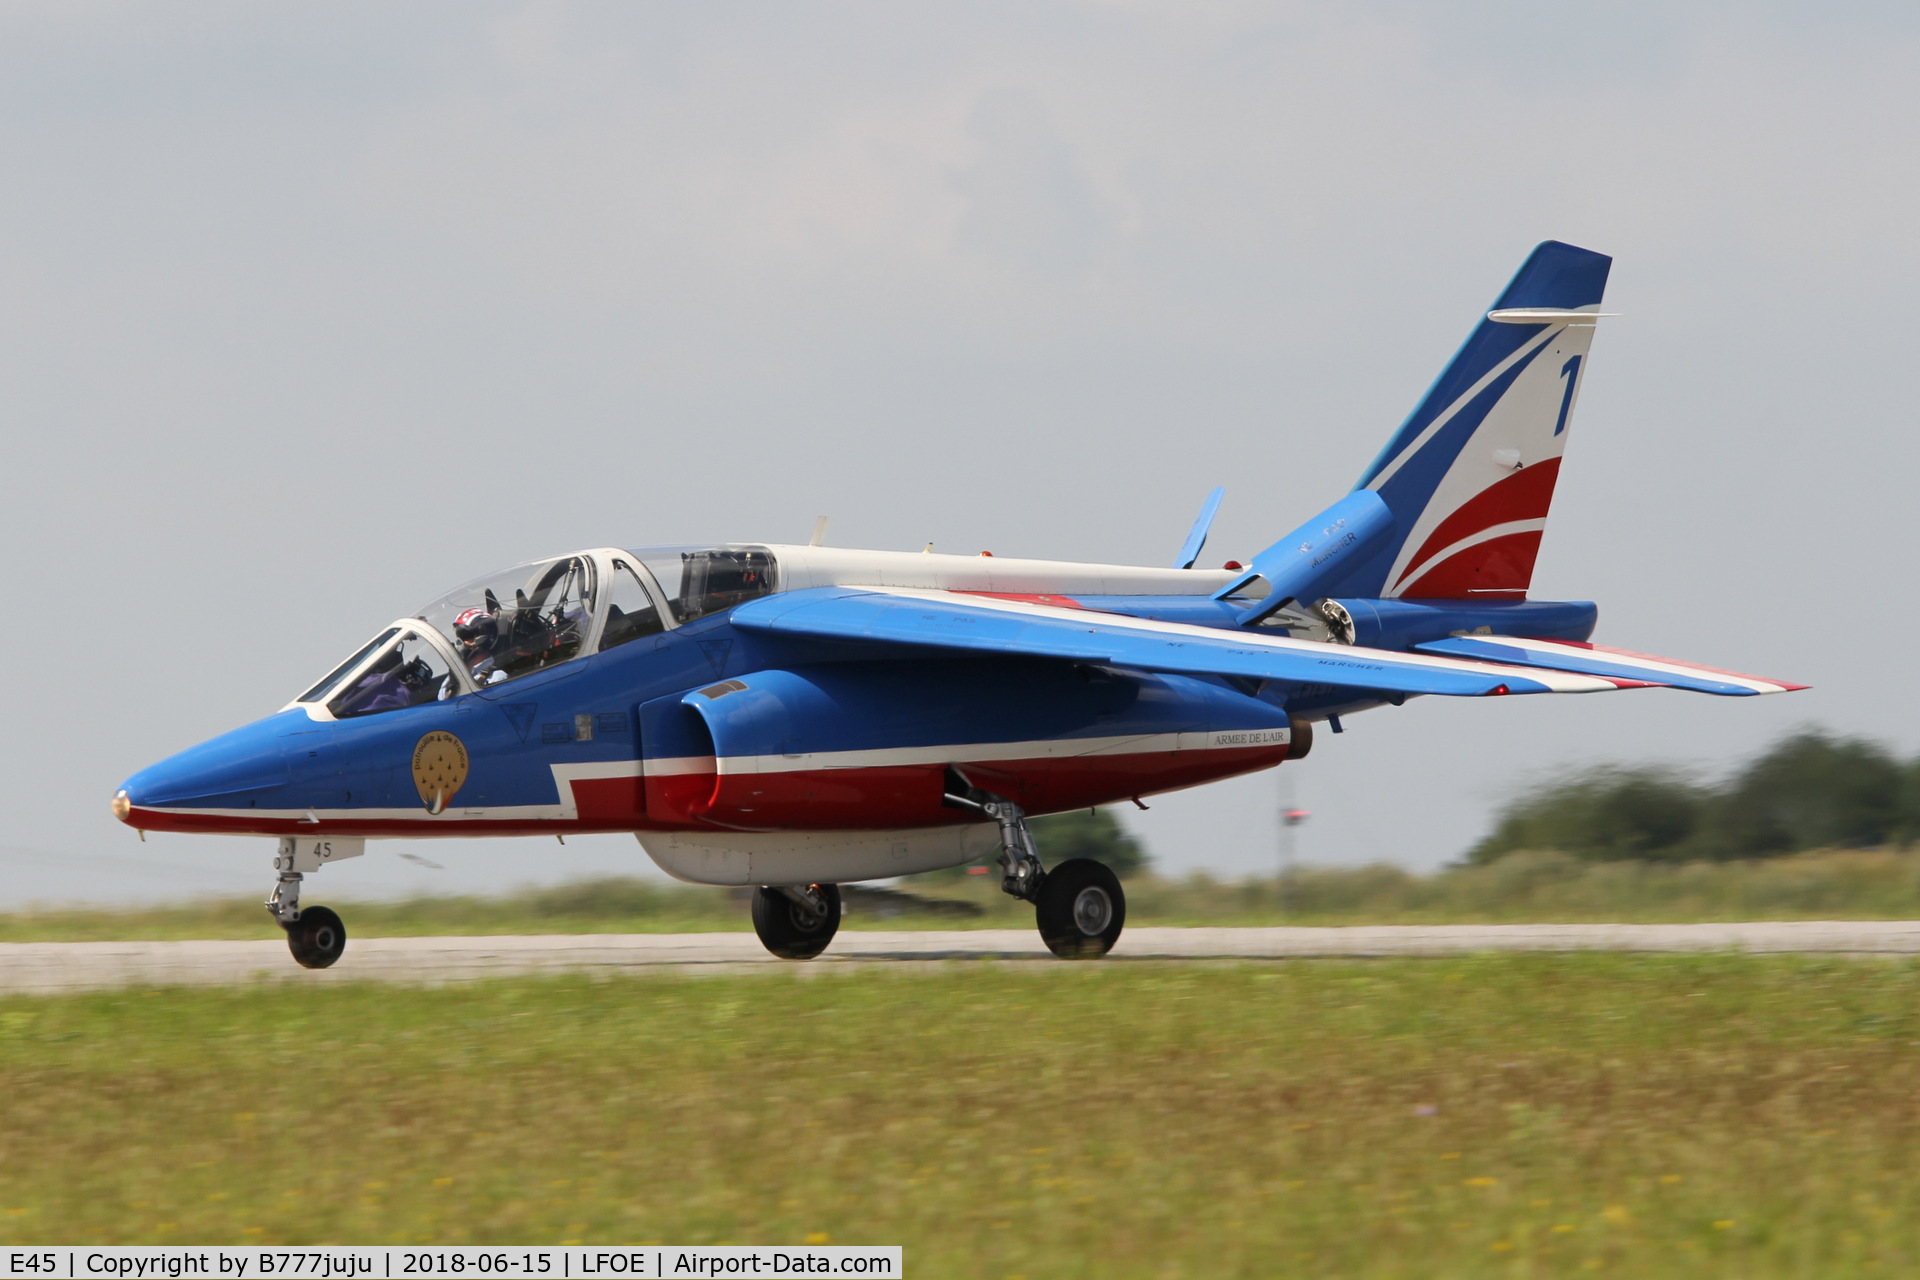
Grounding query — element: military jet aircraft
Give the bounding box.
[113,241,1801,968]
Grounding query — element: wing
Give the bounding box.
[731,587,1625,698]
[1412,635,1804,696]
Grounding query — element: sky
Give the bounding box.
[3,1,1918,906]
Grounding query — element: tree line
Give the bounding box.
[1469,729,1920,864]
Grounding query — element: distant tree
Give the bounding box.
[1467,767,1705,864]
[1030,807,1151,878]
[1692,731,1906,858]
[1469,729,1918,865]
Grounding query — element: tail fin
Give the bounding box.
[1321,241,1613,600]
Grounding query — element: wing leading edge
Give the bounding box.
[731,587,1627,699]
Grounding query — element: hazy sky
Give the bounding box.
[5,1,1918,906]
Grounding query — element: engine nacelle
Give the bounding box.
[639,660,1295,832]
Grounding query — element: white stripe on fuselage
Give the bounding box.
[140,730,1291,826]
[690,727,1292,776]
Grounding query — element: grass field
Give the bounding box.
[8,848,1920,942]
[0,955,1916,1276]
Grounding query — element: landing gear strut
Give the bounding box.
[266,838,348,970]
[944,772,1126,959]
[942,775,1046,902]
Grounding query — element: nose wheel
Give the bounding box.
[265,839,349,970]
[283,905,347,969]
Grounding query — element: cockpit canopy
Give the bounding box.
[415,554,599,687]
[290,546,778,719]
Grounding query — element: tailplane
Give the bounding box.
[1320,240,1613,600]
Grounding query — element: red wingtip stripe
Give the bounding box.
[1545,640,1805,691]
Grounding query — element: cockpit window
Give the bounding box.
[414,555,597,688]
[298,627,400,704]
[629,546,777,623]
[329,630,457,719]
[599,560,665,652]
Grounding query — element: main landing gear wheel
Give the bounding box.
[752,884,842,960]
[284,906,347,970]
[1036,859,1125,959]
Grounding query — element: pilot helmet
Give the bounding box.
[453,607,498,645]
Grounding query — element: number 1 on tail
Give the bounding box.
[1554,355,1582,436]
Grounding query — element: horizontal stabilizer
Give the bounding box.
[1413,635,1805,696]
[734,587,1629,699]
[1487,309,1619,326]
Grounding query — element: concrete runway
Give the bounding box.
[3,921,1920,992]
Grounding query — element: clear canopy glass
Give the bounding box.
[297,627,400,704]
[628,546,777,623]
[599,558,666,652]
[329,629,458,719]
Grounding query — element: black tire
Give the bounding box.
[1035,859,1125,959]
[751,884,842,960]
[285,905,347,970]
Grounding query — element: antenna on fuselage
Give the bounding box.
[810,516,830,547]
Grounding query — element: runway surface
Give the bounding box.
[4,921,1920,992]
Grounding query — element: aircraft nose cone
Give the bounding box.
[118,711,303,815]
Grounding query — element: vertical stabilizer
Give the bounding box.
[1320,241,1612,600]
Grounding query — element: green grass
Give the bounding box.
[8,848,1920,942]
[0,956,1917,1276]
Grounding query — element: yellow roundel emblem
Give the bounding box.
[412,732,469,815]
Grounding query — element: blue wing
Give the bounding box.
[731,587,1619,698]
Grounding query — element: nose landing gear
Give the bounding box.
[266,837,352,970]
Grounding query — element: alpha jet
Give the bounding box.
[113,241,1801,968]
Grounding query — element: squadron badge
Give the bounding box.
[412,731,469,815]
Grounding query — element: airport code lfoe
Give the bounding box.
[7,1249,904,1279]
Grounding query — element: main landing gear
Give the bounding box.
[749,779,1126,962]
[945,778,1127,960]
[751,883,842,959]
[266,839,347,970]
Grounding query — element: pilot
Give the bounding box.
[395,652,447,705]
